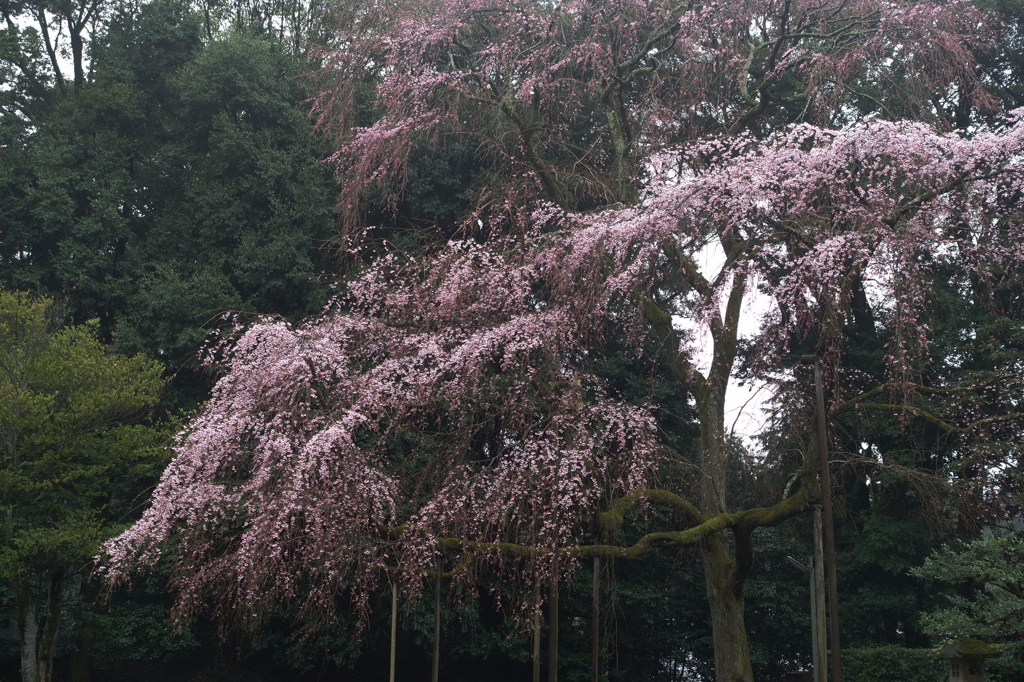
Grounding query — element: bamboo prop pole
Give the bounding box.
[548,552,558,682]
[812,358,843,682]
[591,554,600,682]
[532,579,542,682]
[390,580,398,682]
[432,556,441,682]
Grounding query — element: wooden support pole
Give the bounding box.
[813,359,843,682]
[812,507,827,682]
[532,580,541,682]
[548,553,558,682]
[390,580,398,682]
[591,555,600,682]
[432,557,441,682]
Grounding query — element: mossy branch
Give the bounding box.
[854,403,1024,434]
[423,485,809,562]
[594,487,705,535]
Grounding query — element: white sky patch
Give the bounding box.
[673,238,774,452]
[10,12,86,84]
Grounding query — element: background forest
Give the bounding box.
[1,0,1023,681]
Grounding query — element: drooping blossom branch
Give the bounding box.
[314,0,994,234]
[103,114,1024,646]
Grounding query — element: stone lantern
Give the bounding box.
[933,638,999,682]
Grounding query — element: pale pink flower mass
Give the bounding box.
[103,110,1024,632]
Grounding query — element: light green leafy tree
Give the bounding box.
[0,290,165,682]
[911,533,1024,682]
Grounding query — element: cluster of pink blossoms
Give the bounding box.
[103,113,1024,630]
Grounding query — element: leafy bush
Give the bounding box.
[841,647,945,682]
[912,534,1024,682]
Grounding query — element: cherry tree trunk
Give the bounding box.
[698,369,754,682]
[701,536,754,682]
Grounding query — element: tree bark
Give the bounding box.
[68,18,85,90]
[36,569,65,682]
[602,92,637,205]
[33,8,66,96]
[696,276,755,682]
[696,382,754,682]
[16,580,39,682]
[701,535,753,682]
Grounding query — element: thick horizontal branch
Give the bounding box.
[831,378,1017,417]
[662,239,712,298]
[376,522,408,540]
[431,486,809,563]
[594,487,704,535]
[882,169,1004,228]
[855,403,1024,433]
[763,215,820,247]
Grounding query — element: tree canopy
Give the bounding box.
[315,0,992,235]
[0,290,166,682]
[0,0,1021,679]
[106,11,1024,674]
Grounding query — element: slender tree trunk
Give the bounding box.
[34,8,66,95]
[202,3,213,40]
[36,569,65,682]
[16,580,39,682]
[68,19,85,90]
[602,93,637,205]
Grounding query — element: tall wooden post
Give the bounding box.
[548,552,558,682]
[432,557,441,682]
[532,580,542,682]
[812,507,827,682]
[812,358,842,682]
[390,580,398,682]
[591,555,600,682]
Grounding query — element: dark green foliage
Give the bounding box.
[975,0,1024,113]
[842,647,946,682]
[88,600,200,665]
[111,29,337,402]
[0,290,167,682]
[836,511,937,648]
[596,550,713,682]
[913,534,1024,682]
[0,0,339,411]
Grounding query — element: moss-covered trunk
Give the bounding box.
[701,535,754,682]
